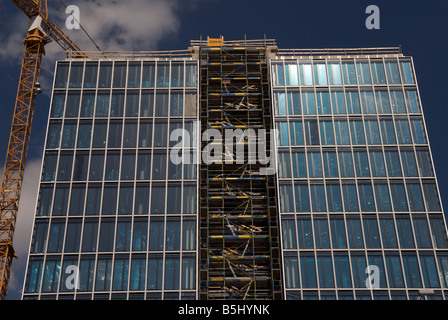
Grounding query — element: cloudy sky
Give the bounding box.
[1,0,448,299]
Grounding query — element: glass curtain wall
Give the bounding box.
[23,59,199,300]
[273,56,448,300]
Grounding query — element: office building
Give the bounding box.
[22,38,448,300]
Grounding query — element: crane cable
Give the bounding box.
[58,0,105,56]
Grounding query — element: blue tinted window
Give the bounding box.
[430,218,448,249]
[285,62,299,86]
[279,182,294,212]
[95,256,112,291]
[64,219,82,252]
[334,255,352,288]
[310,184,326,212]
[47,220,65,252]
[65,91,80,117]
[294,183,310,212]
[385,150,402,177]
[99,219,115,252]
[182,219,196,250]
[349,120,365,145]
[385,61,401,84]
[369,151,386,177]
[400,151,417,177]
[314,218,330,248]
[307,152,323,178]
[282,218,297,249]
[416,150,433,177]
[300,256,317,288]
[323,151,338,178]
[338,152,354,177]
[132,218,148,251]
[319,120,334,145]
[147,256,163,290]
[84,62,98,88]
[342,61,356,85]
[385,254,405,287]
[51,92,66,118]
[365,120,381,145]
[363,218,381,248]
[423,182,442,211]
[346,91,361,114]
[329,62,342,85]
[300,63,313,86]
[149,219,164,251]
[342,184,359,212]
[330,217,347,249]
[375,90,391,113]
[413,218,432,248]
[326,184,342,212]
[400,61,414,84]
[419,254,440,288]
[390,90,406,113]
[96,91,110,117]
[41,258,61,293]
[47,121,61,149]
[354,151,370,177]
[166,219,181,251]
[142,62,155,88]
[77,120,92,148]
[317,255,334,288]
[351,255,367,288]
[402,254,422,288]
[395,120,412,144]
[284,255,300,288]
[297,216,313,249]
[273,63,284,86]
[116,219,132,251]
[289,121,304,145]
[374,183,392,212]
[368,254,387,288]
[360,90,375,114]
[390,182,408,211]
[81,219,98,251]
[113,257,129,291]
[406,183,424,211]
[379,218,398,248]
[347,217,364,248]
[380,119,396,144]
[55,62,69,88]
[302,91,316,114]
[164,256,180,290]
[130,256,146,291]
[287,91,301,115]
[396,216,415,248]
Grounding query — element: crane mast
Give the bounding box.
[0,0,86,299]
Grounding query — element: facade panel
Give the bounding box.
[272,55,448,300]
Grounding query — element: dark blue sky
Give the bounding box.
[1,0,447,299]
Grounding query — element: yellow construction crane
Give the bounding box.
[0,0,87,299]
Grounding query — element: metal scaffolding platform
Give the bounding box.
[199,43,282,300]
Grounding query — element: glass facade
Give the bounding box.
[23,43,448,301]
[23,59,199,300]
[273,56,448,300]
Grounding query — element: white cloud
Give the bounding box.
[1,0,186,93]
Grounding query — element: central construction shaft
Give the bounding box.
[199,44,282,300]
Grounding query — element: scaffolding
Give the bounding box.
[199,43,282,300]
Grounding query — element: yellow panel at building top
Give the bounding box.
[208,36,224,46]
